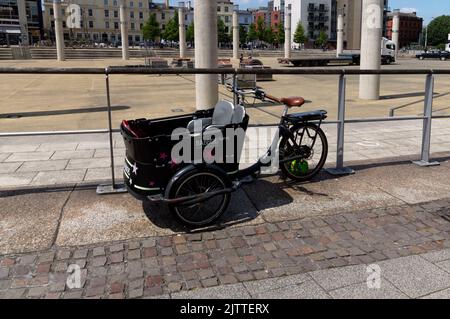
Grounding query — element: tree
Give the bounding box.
[186,22,194,45]
[142,13,160,42]
[217,18,229,45]
[247,23,258,42]
[162,11,179,42]
[256,16,266,42]
[315,30,328,48]
[293,21,307,45]
[265,26,276,46]
[277,23,285,45]
[239,25,247,46]
[427,15,450,47]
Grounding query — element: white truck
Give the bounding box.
[279,38,396,67]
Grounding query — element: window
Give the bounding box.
[161,12,165,20]
[217,6,221,12]
[139,2,143,8]
[50,8,54,15]
[130,11,134,18]
[62,21,66,28]
[130,1,134,7]
[114,22,119,29]
[130,22,135,30]
[135,35,140,42]
[105,21,110,28]
[104,10,109,17]
[225,16,229,23]
[89,21,94,28]
[114,11,118,18]
[140,23,143,29]
[113,0,117,6]
[225,6,228,12]
[139,12,143,19]
[104,0,108,6]
[88,9,93,16]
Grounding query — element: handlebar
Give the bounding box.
[226,84,281,104]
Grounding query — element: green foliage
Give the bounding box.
[142,13,160,42]
[427,15,450,47]
[277,23,285,45]
[162,11,179,42]
[217,18,230,44]
[256,16,266,41]
[247,23,258,42]
[265,26,276,45]
[315,30,328,47]
[293,21,307,44]
[239,25,247,45]
[186,22,194,44]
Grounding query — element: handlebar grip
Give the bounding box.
[264,93,281,104]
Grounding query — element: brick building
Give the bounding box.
[386,10,423,49]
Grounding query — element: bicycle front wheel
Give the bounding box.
[279,123,328,182]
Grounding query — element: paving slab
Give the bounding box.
[0,144,39,153]
[329,281,408,299]
[0,188,71,254]
[248,279,330,299]
[0,172,37,188]
[51,150,95,160]
[420,249,450,263]
[55,188,171,246]
[359,161,450,204]
[377,255,450,298]
[421,288,450,299]
[244,173,402,222]
[17,160,68,173]
[309,265,368,291]
[435,260,450,274]
[171,283,251,299]
[0,162,22,174]
[5,151,53,162]
[83,166,123,182]
[36,143,78,152]
[243,274,329,299]
[66,158,112,170]
[0,153,11,162]
[30,169,86,186]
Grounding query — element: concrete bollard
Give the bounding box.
[359,0,382,100]
[120,0,129,60]
[178,2,187,59]
[337,13,344,57]
[53,0,65,61]
[233,5,239,60]
[284,4,292,59]
[194,0,218,110]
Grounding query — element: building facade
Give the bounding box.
[336,0,389,50]
[41,0,196,45]
[0,0,43,45]
[217,0,233,33]
[238,9,252,32]
[274,0,332,44]
[386,10,423,48]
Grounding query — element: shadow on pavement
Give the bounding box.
[142,179,294,233]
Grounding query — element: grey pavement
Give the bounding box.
[0,119,449,189]
[170,252,450,299]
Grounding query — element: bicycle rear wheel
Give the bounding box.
[279,123,328,182]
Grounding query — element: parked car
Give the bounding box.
[416,50,450,61]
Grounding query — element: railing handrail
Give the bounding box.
[1,67,450,75]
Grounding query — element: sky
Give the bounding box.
[168,0,450,24]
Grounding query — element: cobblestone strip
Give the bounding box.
[1,199,450,299]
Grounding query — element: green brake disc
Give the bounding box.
[288,159,309,176]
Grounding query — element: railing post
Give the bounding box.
[413,73,439,167]
[326,73,355,176]
[232,73,238,106]
[97,67,127,195]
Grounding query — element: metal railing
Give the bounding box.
[1,67,449,193]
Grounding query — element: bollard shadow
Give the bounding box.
[380,91,439,100]
[141,178,295,233]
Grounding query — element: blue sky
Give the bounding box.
[169,0,450,24]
